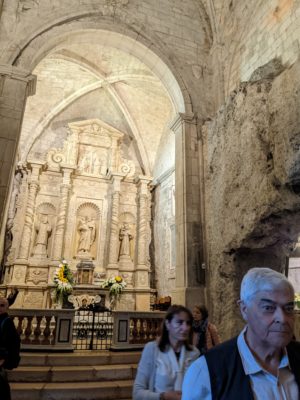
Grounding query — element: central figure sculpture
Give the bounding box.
[119,223,133,259]
[33,214,52,257]
[77,216,96,253]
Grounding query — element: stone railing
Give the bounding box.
[9,309,299,352]
[111,311,165,350]
[9,309,75,351]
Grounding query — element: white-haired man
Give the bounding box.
[182,267,300,399]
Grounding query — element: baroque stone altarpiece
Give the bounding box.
[3,119,152,311]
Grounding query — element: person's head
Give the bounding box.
[0,297,9,315]
[193,305,209,322]
[239,267,295,350]
[158,305,193,352]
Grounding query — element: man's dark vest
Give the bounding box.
[204,337,300,400]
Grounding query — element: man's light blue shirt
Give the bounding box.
[182,328,299,400]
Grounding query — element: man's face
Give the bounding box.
[240,286,295,350]
[165,311,192,343]
[0,298,8,315]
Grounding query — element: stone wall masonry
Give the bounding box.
[203,59,300,338]
[216,0,300,96]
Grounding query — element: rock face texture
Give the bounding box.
[203,60,300,337]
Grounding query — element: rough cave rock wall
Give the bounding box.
[203,59,300,338]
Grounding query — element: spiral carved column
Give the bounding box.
[18,164,41,260]
[107,174,122,277]
[135,176,152,293]
[52,168,73,260]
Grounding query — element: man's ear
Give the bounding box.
[238,299,248,322]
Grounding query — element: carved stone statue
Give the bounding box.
[79,151,93,174]
[119,223,133,259]
[33,214,52,257]
[77,216,96,253]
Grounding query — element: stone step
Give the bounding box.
[11,380,134,400]
[19,351,141,366]
[8,363,138,382]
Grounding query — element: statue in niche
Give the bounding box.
[119,223,133,259]
[77,216,96,253]
[33,214,52,257]
[91,152,102,175]
[79,151,93,174]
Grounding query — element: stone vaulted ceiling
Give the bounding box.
[20,32,175,177]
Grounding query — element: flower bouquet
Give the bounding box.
[53,260,74,306]
[101,275,126,308]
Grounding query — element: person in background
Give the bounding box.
[133,305,199,400]
[182,267,300,400]
[192,305,221,354]
[0,297,21,400]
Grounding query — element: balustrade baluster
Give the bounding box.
[136,318,141,343]
[139,318,145,343]
[30,317,37,343]
[130,318,138,343]
[33,316,42,344]
[41,316,51,345]
[143,319,150,341]
[21,317,28,342]
[149,319,155,340]
[24,316,33,344]
[129,318,134,342]
[50,316,57,345]
[16,316,24,339]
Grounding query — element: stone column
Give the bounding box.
[170,113,206,308]
[18,163,41,260]
[52,167,74,260]
[107,173,123,277]
[135,176,152,310]
[0,65,36,231]
[110,132,123,172]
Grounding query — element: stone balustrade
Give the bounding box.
[8,309,299,352]
[9,309,75,351]
[111,311,165,350]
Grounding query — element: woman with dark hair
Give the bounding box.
[192,304,220,355]
[133,305,199,400]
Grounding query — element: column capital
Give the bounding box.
[0,64,36,96]
[27,162,42,183]
[61,166,75,184]
[60,164,77,172]
[109,172,124,190]
[169,112,197,132]
[135,175,153,185]
[135,176,152,197]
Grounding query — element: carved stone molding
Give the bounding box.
[26,268,48,285]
